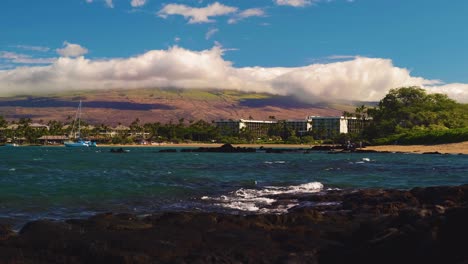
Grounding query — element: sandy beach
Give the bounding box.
[363,141,468,155]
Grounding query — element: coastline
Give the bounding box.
[8,141,468,154]
[101,141,468,154]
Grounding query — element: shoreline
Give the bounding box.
[104,141,468,154]
[7,141,468,154]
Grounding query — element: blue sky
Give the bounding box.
[1,0,468,102]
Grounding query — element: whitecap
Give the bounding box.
[202,182,324,213]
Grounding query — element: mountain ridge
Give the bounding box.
[0,88,364,125]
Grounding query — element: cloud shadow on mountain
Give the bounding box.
[239,96,321,109]
[0,98,175,111]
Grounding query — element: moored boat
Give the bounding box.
[64,100,97,148]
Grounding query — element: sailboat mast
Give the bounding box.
[77,100,82,139]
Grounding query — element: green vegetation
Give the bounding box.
[372,128,468,145]
[361,86,468,145]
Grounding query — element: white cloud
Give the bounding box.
[274,0,314,7]
[205,28,219,40]
[0,46,467,103]
[131,0,146,7]
[56,42,89,57]
[327,55,358,60]
[158,2,238,24]
[228,8,265,24]
[13,45,50,52]
[0,51,56,64]
[105,0,114,8]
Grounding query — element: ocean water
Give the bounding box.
[1,146,467,229]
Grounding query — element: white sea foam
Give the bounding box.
[264,161,287,164]
[203,182,324,213]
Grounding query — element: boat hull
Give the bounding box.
[64,140,97,147]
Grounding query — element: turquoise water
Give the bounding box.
[1,146,467,228]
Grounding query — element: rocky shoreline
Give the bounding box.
[1,185,467,263]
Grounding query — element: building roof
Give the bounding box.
[38,135,68,140]
[113,125,130,131]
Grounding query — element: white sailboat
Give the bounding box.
[64,100,97,147]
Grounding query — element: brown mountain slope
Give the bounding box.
[0,88,354,125]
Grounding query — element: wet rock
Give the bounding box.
[158,149,177,152]
[422,151,442,155]
[0,185,467,263]
[310,145,342,151]
[0,224,15,241]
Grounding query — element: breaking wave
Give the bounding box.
[201,182,324,213]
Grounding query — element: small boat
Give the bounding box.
[4,143,19,147]
[64,100,97,148]
[64,139,97,147]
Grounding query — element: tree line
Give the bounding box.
[347,86,468,145]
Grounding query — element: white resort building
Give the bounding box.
[215,116,369,139]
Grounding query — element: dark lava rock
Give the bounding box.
[310,145,343,151]
[109,148,129,153]
[181,143,256,153]
[158,149,177,153]
[1,185,468,263]
[0,225,15,241]
[422,151,442,155]
[259,146,308,154]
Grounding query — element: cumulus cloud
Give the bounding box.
[158,2,237,24]
[228,8,266,24]
[130,0,146,7]
[275,0,314,7]
[56,42,89,57]
[0,46,466,103]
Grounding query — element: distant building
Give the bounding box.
[28,123,50,130]
[309,116,370,139]
[38,135,68,145]
[215,116,370,139]
[308,116,348,139]
[284,119,312,136]
[214,119,277,137]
